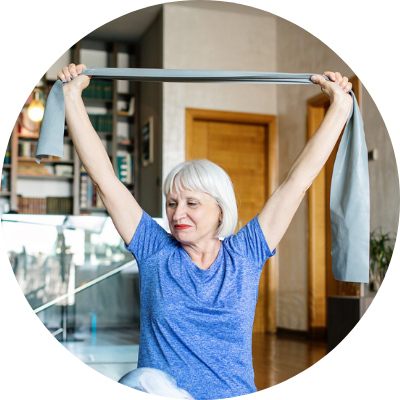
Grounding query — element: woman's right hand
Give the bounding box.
[57,63,91,94]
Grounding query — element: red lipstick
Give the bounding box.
[174,224,192,230]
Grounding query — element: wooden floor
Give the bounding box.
[62,328,328,389]
[253,332,327,391]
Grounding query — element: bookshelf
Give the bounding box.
[1,38,139,216]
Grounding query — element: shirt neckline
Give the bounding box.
[179,240,223,277]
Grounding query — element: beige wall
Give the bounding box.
[162,3,277,187]
[363,87,399,235]
[139,12,164,217]
[276,19,399,330]
[276,19,354,331]
[151,2,399,332]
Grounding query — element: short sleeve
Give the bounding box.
[224,215,276,267]
[124,211,172,264]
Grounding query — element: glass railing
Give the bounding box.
[1,213,167,382]
[2,214,140,325]
[33,259,138,314]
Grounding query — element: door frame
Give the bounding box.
[307,77,362,338]
[185,108,278,333]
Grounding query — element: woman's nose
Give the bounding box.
[173,204,187,220]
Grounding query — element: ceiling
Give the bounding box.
[87,1,274,42]
[87,4,163,41]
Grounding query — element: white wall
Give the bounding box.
[16,179,73,198]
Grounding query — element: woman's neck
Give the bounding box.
[182,239,221,270]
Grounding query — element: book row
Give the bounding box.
[17,162,73,177]
[17,196,73,215]
[17,141,73,162]
[83,79,113,100]
[4,151,11,164]
[18,142,37,159]
[80,169,103,210]
[117,153,132,184]
[88,114,113,134]
[1,171,10,192]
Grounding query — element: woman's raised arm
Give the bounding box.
[58,63,143,245]
[258,71,353,252]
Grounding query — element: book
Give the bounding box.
[17,196,53,214]
[1,171,9,191]
[55,165,73,176]
[117,151,132,184]
[4,151,11,164]
[80,167,89,209]
[117,97,135,116]
[46,197,73,214]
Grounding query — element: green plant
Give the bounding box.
[369,229,395,290]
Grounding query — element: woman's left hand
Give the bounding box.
[311,71,353,108]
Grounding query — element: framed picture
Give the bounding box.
[141,116,154,166]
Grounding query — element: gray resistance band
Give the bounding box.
[36,68,370,283]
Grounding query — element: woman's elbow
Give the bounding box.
[284,175,310,198]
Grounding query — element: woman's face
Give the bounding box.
[166,188,222,246]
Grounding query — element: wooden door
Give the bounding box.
[307,77,362,338]
[186,109,278,333]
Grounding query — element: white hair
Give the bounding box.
[162,159,238,238]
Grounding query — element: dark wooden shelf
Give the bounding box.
[18,134,39,140]
[18,174,74,180]
[117,92,135,96]
[18,135,72,142]
[83,97,113,104]
[80,207,107,213]
[97,132,113,137]
[117,111,135,117]
[18,158,74,164]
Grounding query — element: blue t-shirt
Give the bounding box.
[125,211,276,400]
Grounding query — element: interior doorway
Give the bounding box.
[185,108,278,333]
[307,77,362,338]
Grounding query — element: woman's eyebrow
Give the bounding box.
[186,196,202,202]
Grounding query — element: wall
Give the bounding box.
[139,12,164,217]
[162,3,277,194]
[137,2,400,332]
[276,19,399,330]
[161,4,399,332]
[362,87,399,235]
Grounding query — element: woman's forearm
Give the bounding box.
[64,87,116,187]
[286,98,352,191]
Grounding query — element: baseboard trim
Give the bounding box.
[308,327,327,340]
[276,327,327,341]
[276,327,308,339]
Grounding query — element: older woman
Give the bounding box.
[58,64,352,399]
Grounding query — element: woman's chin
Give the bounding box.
[173,231,196,246]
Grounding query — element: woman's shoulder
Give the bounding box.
[222,215,275,260]
[124,211,175,261]
[139,211,170,233]
[224,215,261,241]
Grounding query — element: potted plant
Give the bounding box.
[369,229,395,291]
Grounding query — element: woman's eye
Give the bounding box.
[188,202,197,207]
[168,202,177,208]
